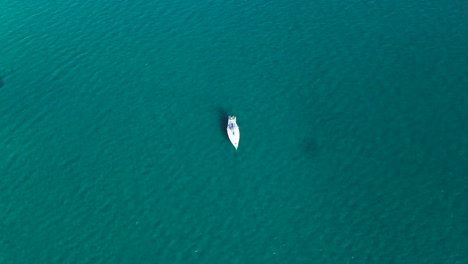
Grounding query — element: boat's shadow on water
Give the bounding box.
[217,108,229,139]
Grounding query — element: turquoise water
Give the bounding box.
[1,0,467,263]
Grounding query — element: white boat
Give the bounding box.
[227,116,240,150]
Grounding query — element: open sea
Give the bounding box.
[0,0,467,263]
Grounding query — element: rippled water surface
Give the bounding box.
[0,0,467,263]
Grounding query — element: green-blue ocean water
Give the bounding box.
[0,0,467,263]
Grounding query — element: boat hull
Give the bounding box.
[227,116,240,150]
